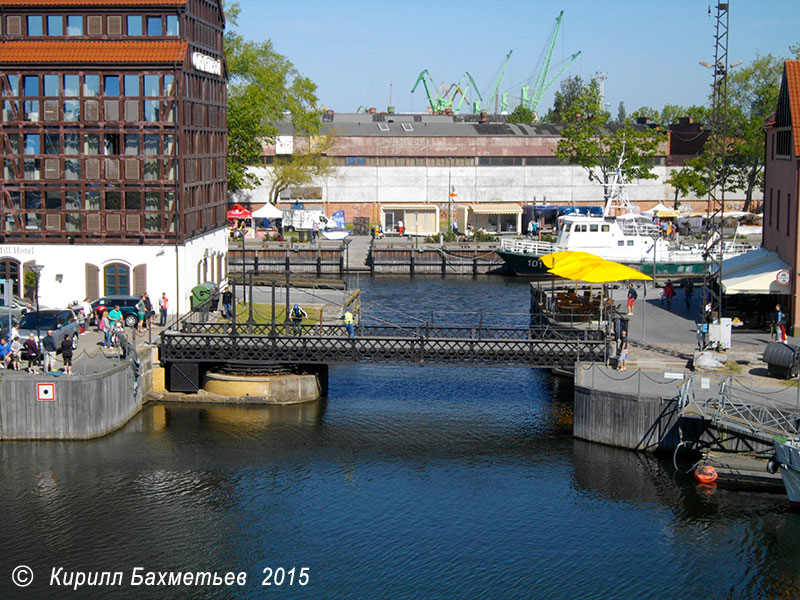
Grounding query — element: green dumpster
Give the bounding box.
[190,282,216,310]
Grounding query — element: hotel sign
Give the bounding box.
[192,52,222,76]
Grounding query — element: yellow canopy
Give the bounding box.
[545,251,653,283]
[540,251,604,269]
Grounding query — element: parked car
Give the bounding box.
[91,296,142,328]
[0,295,35,323]
[16,309,81,349]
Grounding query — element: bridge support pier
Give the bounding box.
[302,364,329,397]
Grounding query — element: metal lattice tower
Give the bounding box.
[702,2,730,323]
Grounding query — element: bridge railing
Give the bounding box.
[160,330,607,368]
[177,322,603,341]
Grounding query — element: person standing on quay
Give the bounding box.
[42,329,57,372]
[290,304,308,335]
[341,308,354,338]
[617,330,629,371]
[626,283,638,316]
[135,295,147,333]
[143,293,153,330]
[222,288,233,319]
[158,293,169,326]
[772,304,784,341]
[23,333,40,373]
[59,334,73,374]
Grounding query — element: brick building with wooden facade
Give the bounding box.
[0,0,227,311]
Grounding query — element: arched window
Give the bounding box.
[0,259,21,297]
[104,263,130,295]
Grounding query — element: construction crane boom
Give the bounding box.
[478,50,513,113]
[411,69,440,113]
[525,10,565,112]
[531,50,582,113]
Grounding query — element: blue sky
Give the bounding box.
[232,0,799,116]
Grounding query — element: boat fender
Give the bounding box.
[694,464,718,484]
[767,456,780,475]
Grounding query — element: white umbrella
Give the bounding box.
[251,202,283,219]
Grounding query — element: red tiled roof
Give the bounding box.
[0,40,187,63]
[0,0,184,5]
[786,60,800,157]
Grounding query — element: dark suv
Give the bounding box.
[17,309,81,349]
[92,296,142,328]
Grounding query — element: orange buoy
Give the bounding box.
[694,464,718,484]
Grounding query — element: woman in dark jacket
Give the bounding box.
[22,333,39,373]
[60,335,73,374]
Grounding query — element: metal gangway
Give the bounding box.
[677,375,800,444]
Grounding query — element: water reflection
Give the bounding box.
[1,275,799,598]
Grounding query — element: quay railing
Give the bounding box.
[679,375,800,443]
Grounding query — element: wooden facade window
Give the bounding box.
[103,263,129,295]
[86,16,102,36]
[107,16,122,36]
[6,16,22,36]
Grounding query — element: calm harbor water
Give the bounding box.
[2,276,800,599]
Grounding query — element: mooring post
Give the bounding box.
[592,362,595,388]
[637,369,642,397]
[478,310,483,339]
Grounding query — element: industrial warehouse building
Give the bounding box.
[234,112,760,235]
[0,0,228,310]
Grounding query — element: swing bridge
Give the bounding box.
[159,284,608,393]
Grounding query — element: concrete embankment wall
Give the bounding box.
[573,385,682,453]
[0,348,152,440]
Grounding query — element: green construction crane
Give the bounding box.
[517,11,581,115]
[452,72,482,115]
[477,50,513,113]
[412,69,449,113]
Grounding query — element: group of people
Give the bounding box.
[0,330,74,374]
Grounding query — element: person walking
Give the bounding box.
[663,279,675,309]
[626,283,638,316]
[341,308,355,338]
[59,334,73,374]
[222,288,233,319]
[290,303,308,335]
[82,298,93,328]
[158,293,169,326]
[42,329,57,372]
[23,333,40,373]
[312,219,319,243]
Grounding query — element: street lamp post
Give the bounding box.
[29,264,44,354]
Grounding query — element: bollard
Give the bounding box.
[637,369,641,397]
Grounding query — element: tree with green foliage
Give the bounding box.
[616,101,626,124]
[665,157,707,209]
[725,53,783,211]
[554,79,660,199]
[668,53,782,212]
[224,2,322,192]
[659,104,709,127]
[506,103,534,124]
[544,75,586,123]
[267,133,335,204]
[628,106,660,124]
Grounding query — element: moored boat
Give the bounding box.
[497,152,756,277]
[772,436,800,507]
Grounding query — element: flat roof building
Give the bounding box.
[0,0,228,310]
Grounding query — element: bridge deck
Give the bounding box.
[159,323,607,392]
